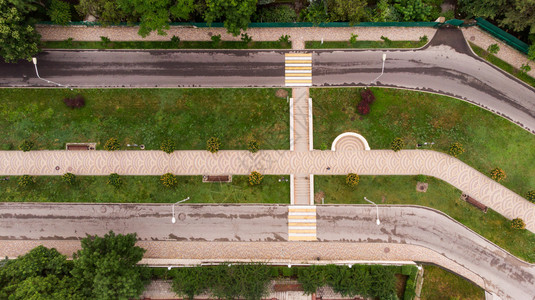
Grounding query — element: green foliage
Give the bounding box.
[527,190,535,203]
[529,44,535,61]
[100,36,111,44]
[248,171,263,186]
[419,35,428,44]
[302,0,329,24]
[327,0,367,24]
[487,43,500,54]
[48,0,72,25]
[71,231,148,299]
[104,137,120,151]
[0,0,40,63]
[248,140,259,153]
[369,265,397,299]
[75,0,126,26]
[511,218,526,229]
[372,0,399,22]
[298,265,326,295]
[394,0,433,21]
[107,173,123,188]
[380,35,392,44]
[349,33,358,44]
[253,5,296,23]
[390,137,404,152]
[161,173,178,188]
[171,35,180,44]
[520,63,531,74]
[62,172,76,185]
[346,173,359,187]
[490,167,506,182]
[171,267,210,299]
[19,140,33,152]
[416,174,427,183]
[206,137,221,153]
[18,175,35,188]
[160,139,175,154]
[278,34,291,44]
[320,142,328,150]
[211,34,221,43]
[459,0,535,34]
[449,142,465,157]
[204,0,258,36]
[240,32,252,43]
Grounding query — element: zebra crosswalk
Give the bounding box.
[288,205,317,241]
[285,53,312,87]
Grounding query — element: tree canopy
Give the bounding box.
[204,0,258,36]
[0,0,41,62]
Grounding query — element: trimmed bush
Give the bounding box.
[211,34,221,44]
[161,173,178,188]
[107,173,123,188]
[248,171,263,186]
[346,173,359,187]
[360,89,376,104]
[449,142,465,157]
[18,175,35,188]
[278,35,291,44]
[160,139,175,154]
[416,174,427,183]
[349,33,358,44]
[487,43,500,54]
[511,218,526,230]
[248,140,259,153]
[207,137,221,153]
[357,101,370,115]
[527,190,535,203]
[390,137,404,152]
[62,173,76,185]
[490,167,506,182]
[63,95,85,109]
[419,35,428,44]
[19,140,34,152]
[170,35,180,44]
[240,33,252,43]
[104,138,120,151]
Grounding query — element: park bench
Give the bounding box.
[461,193,488,213]
[66,143,96,150]
[203,175,232,183]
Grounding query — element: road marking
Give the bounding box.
[285,53,312,87]
[288,205,317,241]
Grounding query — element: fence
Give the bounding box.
[475,17,530,54]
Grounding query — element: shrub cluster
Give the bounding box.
[160,139,175,154]
[18,175,35,188]
[527,190,535,203]
[346,173,359,187]
[107,173,123,188]
[511,218,526,230]
[390,137,404,152]
[104,138,120,151]
[62,173,76,185]
[357,89,376,115]
[19,140,34,152]
[161,173,178,188]
[449,142,465,157]
[63,95,85,109]
[248,171,263,186]
[490,167,506,182]
[248,140,259,153]
[207,137,221,153]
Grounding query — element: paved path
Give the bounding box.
[1,203,534,299]
[1,149,533,231]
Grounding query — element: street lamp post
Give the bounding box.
[363,197,380,225]
[32,57,73,90]
[171,197,190,223]
[370,53,387,85]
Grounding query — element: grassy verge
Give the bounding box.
[0,175,289,204]
[0,88,290,150]
[306,40,426,49]
[421,265,485,300]
[315,175,535,263]
[311,87,535,198]
[469,42,535,88]
[41,40,292,49]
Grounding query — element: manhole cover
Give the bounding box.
[384,247,390,253]
[55,166,60,171]
[178,213,186,221]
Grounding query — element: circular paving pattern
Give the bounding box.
[331,132,370,151]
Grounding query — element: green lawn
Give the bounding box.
[420,265,485,300]
[315,175,535,263]
[469,42,535,88]
[0,175,289,204]
[311,87,535,198]
[41,40,291,49]
[0,88,290,150]
[305,40,426,49]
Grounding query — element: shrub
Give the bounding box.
[320,142,328,150]
[18,175,35,188]
[278,34,291,44]
[487,43,500,54]
[390,137,404,152]
[104,138,120,151]
[448,142,465,157]
[380,35,391,44]
[62,172,76,185]
[346,173,359,187]
[207,137,221,153]
[19,140,34,152]
[349,33,358,44]
[107,173,123,188]
[248,140,259,153]
[527,190,535,203]
[357,102,370,115]
[240,33,252,43]
[253,5,297,23]
[170,35,180,44]
[161,173,178,188]
[360,89,375,104]
[63,94,85,109]
[416,174,427,183]
[160,139,175,154]
[100,36,111,44]
[520,63,531,74]
[211,34,221,44]
[48,0,71,25]
[511,218,526,230]
[419,35,428,44]
[249,171,263,185]
[490,167,506,182]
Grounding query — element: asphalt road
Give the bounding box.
[0,28,534,132]
[1,203,533,299]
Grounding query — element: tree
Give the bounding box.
[369,265,397,299]
[394,0,433,22]
[327,0,367,24]
[0,0,41,63]
[204,0,258,36]
[297,265,326,295]
[500,0,535,34]
[71,231,149,300]
[48,0,71,25]
[172,267,210,299]
[75,0,128,25]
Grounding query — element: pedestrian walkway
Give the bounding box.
[288,205,317,241]
[285,54,312,87]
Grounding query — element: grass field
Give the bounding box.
[0,88,290,150]
[420,265,485,300]
[305,39,427,49]
[0,175,289,204]
[311,87,535,198]
[42,40,292,49]
[315,175,535,263]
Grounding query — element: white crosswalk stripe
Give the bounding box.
[288,205,317,241]
[285,53,312,87]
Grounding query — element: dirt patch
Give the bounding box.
[416,182,428,192]
[395,274,408,299]
[315,190,326,204]
[276,89,289,98]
